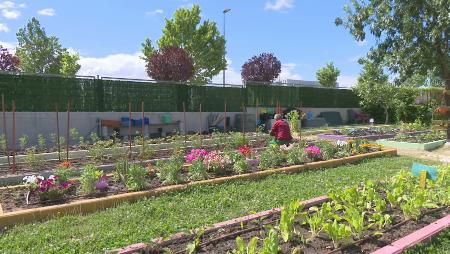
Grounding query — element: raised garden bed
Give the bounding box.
[108,167,449,254]
[0,147,397,229]
[318,129,429,142]
[377,139,446,151]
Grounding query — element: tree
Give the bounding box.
[316,62,340,87]
[353,61,397,124]
[241,53,281,83]
[0,45,20,72]
[336,0,450,138]
[142,5,226,83]
[16,17,65,74]
[146,46,194,82]
[60,51,81,76]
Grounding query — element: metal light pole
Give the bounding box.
[223,8,231,87]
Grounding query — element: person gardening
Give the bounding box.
[269,114,293,146]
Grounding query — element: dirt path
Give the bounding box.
[397,144,450,164]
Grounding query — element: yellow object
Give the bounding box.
[419,170,427,188]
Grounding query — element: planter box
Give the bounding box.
[377,139,446,151]
[0,149,397,228]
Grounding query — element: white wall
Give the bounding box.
[0,107,359,148]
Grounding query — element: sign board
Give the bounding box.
[411,162,438,181]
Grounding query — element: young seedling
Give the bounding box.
[323,220,352,249]
[37,134,46,152]
[280,201,303,243]
[19,134,29,151]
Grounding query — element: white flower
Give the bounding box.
[280,144,293,151]
[23,175,41,184]
[48,175,56,180]
[336,140,348,147]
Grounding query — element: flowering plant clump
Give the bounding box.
[238,146,251,157]
[204,151,227,174]
[185,149,209,163]
[59,160,72,168]
[304,146,322,161]
[23,175,74,202]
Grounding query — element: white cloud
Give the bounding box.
[356,39,367,46]
[0,41,16,50]
[212,58,242,85]
[18,3,25,8]
[78,52,148,79]
[37,8,55,16]
[146,9,163,16]
[337,75,358,88]
[0,23,9,32]
[2,8,20,19]
[265,0,294,11]
[0,1,15,9]
[278,63,303,81]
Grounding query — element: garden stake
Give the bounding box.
[141,101,145,163]
[66,100,70,161]
[11,100,16,173]
[199,103,203,146]
[183,102,187,142]
[55,103,61,161]
[128,102,132,159]
[1,94,10,167]
[224,100,227,133]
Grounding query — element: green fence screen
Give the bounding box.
[0,73,360,112]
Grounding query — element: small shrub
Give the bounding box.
[19,135,29,151]
[69,128,79,146]
[89,140,114,162]
[23,147,43,169]
[90,132,100,144]
[156,154,183,184]
[115,159,130,183]
[314,140,338,160]
[233,159,249,174]
[230,132,248,149]
[55,161,75,183]
[80,164,102,195]
[259,146,284,169]
[188,159,208,181]
[191,134,203,149]
[285,145,307,165]
[286,110,300,133]
[37,134,46,152]
[126,164,148,191]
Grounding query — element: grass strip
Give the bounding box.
[0,156,438,254]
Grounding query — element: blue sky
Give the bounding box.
[0,0,372,86]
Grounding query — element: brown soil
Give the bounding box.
[145,205,449,254]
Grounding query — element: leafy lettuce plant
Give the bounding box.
[280,201,303,242]
[232,236,258,254]
[80,164,103,195]
[259,228,280,254]
[188,158,208,181]
[156,153,183,184]
[306,210,325,240]
[323,220,352,249]
[126,164,148,191]
[343,206,370,240]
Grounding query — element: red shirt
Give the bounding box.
[270,120,293,141]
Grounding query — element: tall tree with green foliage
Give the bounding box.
[336,0,450,138]
[316,62,340,87]
[353,61,397,124]
[60,51,81,76]
[142,5,226,84]
[16,17,65,74]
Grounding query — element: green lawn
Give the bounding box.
[0,156,439,254]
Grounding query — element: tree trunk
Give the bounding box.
[384,107,389,124]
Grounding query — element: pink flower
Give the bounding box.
[185,149,209,163]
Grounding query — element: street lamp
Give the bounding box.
[223,8,231,87]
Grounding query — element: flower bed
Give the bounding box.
[111,166,450,254]
[0,134,268,184]
[377,131,446,151]
[0,139,395,228]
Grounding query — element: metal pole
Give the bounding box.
[128,102,132,158]
[1,94,10,167]
[183,102,187,140]
[255,101,259,131]
[222,12,226,87]
[224,100,227,133]
[141,101,145,163]
[12,100,16,173]
[299,101,303,140]
[66,100,70,161]
[199,103,203,146]
[55,103,61,161]
[241,103,246,136]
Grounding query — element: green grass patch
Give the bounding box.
[0,156,438,253]
[405,229,450,254]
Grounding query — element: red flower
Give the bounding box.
[238,146,251,157]
[59,161,72,168]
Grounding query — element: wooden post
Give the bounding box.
[141,101,145,163]
[199,103,203,146]
[182,102,187,141]
[128,102,132,158]
[1,94,10,167]
[55,103,61,161]
[11,100,16,173]
[224,100,227,133]
[66,101,70,161]
[419,170,427,188]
